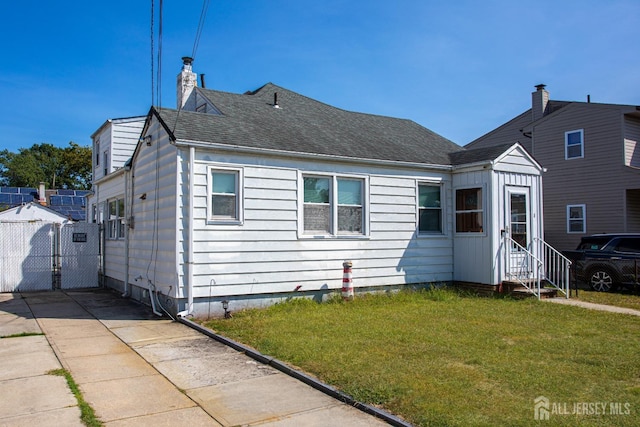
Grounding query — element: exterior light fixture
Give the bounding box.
[221,300,231,318]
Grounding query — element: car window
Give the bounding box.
[613,238,640,253]
[577,237,611,250]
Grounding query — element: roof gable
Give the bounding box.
[153,83,465,166]
[0,202,69,222]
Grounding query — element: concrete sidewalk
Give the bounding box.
[0,289,393,426]
[545,296,640,316]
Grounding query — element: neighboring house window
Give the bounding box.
[302,175,366,236]
[107,198,125,239]
[455,188,483,233]
[567,204,586,233]
[565,129,584,159]
[209,167,242,222]
[418,183,442,234]
[95,141,100,166]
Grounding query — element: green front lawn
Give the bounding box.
[576,288,640,312]
[202,289,640,426]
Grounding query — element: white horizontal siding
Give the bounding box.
[126,119,178,292]
[182,152,453,298]
[111,119,144,169]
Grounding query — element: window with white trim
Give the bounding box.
[208,167,242,223]
[455,187,483,233]
[302,175,366,236]
[567,204,586,233]
[107,198,125,239]
[418,183,442,234]
[565,129,584,159]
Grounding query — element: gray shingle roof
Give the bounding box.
[155,83,465,166]
[448,143,516,165]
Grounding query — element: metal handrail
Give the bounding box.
[532,237,572,298]
[504,236,572,299]
[504,236,543,298]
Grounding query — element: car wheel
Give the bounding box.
[589,270,614,292]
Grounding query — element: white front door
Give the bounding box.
[505,187,531,278]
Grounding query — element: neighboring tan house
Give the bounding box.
[88,58,568,317]
[466,85,640,251]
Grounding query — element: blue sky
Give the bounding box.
[1,1,639,153]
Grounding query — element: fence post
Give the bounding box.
[342,260,354,301]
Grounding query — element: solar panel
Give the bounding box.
[75,190,91,196]
[0,194,10,203]
[21,194,35,203]
[73,196,86,205]
[50,195,62,205]
[19,187,37,194]
[57,189,75,196]
[10,194,23,204]
[1,187,18,193]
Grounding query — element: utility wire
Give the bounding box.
[173,0,209,135]
[191,0,210,62]
[156,0,163,108]
[150,0,154,106]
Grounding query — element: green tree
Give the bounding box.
[0,142,92,190]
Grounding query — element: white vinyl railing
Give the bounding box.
[504,236,571,299]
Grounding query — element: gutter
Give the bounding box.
[178,317,412,427]
[123,166,130,297]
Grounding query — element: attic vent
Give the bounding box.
[273,92,280,109]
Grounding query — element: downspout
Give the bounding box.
[123,165,131,297]
[178,145,195,317]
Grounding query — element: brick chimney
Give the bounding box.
[38,182,47,205]
[177,57,197,109]
[531,84,549,122]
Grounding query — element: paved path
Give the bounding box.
[545,297,640,316]
[0,289,394,426]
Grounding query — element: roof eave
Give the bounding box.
[172,139,453,171]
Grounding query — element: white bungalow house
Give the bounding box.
[88,58,569,317]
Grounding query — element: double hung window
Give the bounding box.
[209,168,242,223]
[302,175,365,236]
[567,204,586,233]
[418,184,442,234]
[565,129,584,159]
[107,198,125,239]
[455,188,483,233]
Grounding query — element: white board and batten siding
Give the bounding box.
[453,146,543,285]
[183,149,454,299]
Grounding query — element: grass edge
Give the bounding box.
[48,368,102,427]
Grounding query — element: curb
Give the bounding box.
[178,317,412,427]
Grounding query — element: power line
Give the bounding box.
[150,0,154,106]
[191,0,210,62]
[156,0,163,108]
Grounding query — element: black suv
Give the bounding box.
[564,234,640,292]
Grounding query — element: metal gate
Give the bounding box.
[0,222,100,292]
